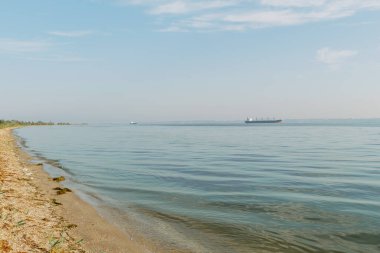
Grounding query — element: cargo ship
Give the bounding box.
[245,118,282,124]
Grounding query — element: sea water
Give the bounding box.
[15,120,380,253]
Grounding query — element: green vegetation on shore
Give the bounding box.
[0,120,70,129]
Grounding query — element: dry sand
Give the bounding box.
[0,128,176,253]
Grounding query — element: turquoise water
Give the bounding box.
[15,120,380,253]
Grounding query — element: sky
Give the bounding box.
[1,0,380,123]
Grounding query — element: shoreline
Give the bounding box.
[0,128,178,253]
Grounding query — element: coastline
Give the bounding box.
[0,127,175,253]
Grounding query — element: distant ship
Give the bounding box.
[245,118,282,124]
[130,121,138,125]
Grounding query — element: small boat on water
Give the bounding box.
[130,121,138,125]
[245,118,282,124]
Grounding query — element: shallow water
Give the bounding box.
[15,120,380,253]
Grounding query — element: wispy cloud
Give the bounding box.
[149,0,238,15]
[114,0,380,31]
[316,47,357,68]
[0,37,87,62]
[48,30,95,37]
[24,55,88,62]
[0,38,51,53]
[261,0,327,8]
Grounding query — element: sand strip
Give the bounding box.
[0,128,163,253]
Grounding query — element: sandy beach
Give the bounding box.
[0,128,170,253]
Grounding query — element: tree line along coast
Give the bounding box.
[0,120,71,129]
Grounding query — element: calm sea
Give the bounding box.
[15,120,380,253]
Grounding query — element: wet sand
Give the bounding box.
[0,128,177,253]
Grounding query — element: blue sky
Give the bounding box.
[1,0,380,122]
